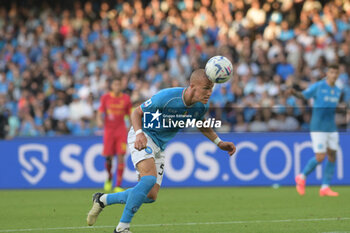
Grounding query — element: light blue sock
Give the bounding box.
[106,188,155,205]
[107,188,133,205]
[120,175,156,223]
[302,157,320,177]
[322,160,335,185]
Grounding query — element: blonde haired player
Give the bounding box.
[87,69,236,232]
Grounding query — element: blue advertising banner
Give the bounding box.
[0,132,349,189]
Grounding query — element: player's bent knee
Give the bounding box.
[327,149,337,162]
[316,157,325,163]
[316,153,326,163]
[117,155,124,163]
[137,158,157,177]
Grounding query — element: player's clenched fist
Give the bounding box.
[135,133,148,151]
[218,141,236,156]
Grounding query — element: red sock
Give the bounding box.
[116,163,125,187]
[105,158,112,181]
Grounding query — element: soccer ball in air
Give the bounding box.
[205,56,233,83]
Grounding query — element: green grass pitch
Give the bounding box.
[0,186,349,233]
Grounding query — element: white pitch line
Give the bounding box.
[0,217,349,232]
[0,226,112,232]
[320,232,350,233]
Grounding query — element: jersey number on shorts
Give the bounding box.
[158,164,164,176]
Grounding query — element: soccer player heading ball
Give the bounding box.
[290,64,341,197]
[87,69,236,233]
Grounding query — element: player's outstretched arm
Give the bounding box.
[287,87,306,100]
[197,123,236,156]
[131,106,148,151]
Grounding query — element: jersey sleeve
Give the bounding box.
[302,82,319,100]
[98,94,106,113]
[140,91,166,113]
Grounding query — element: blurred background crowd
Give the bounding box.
[0,0,350,138]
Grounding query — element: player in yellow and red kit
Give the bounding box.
[97,77,132,193]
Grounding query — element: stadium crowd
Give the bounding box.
[0,0,350,138]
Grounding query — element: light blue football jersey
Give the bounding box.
[302,79,341,132]
[140,87,209,150]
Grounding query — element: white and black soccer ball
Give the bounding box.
[205,56,233,83]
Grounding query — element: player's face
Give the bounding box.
[195,79,214,104]
[111,80,121,94]
[326,68,339,85]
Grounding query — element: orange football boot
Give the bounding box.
[320,187,339,197]
[295,175,306,196]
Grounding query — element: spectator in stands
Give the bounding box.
[233,113,248,133]
[0,0,348,138]
[0,94,9,139]
[53,99,69,121]
[276,56,295,81]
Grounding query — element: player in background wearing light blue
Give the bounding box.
[87,69,236,233]
[291,64,341,197]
